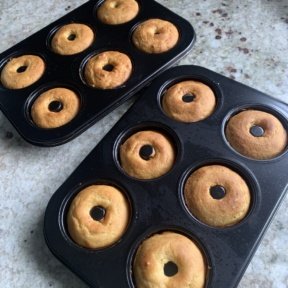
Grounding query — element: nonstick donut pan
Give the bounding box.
[0,0,195,146]
[44,65,288,287]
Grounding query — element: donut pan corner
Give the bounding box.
[44,65,288,287]
[0,0,195,146]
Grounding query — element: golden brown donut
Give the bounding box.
[31,87,80,128]
[132,19,179,53]
[133,231,206,288]
[120,130,175,179]
[184,165,251,227]
[1,55,45,89]
[67,185,130,249]
[84,51,132,89]
[162,80,216,122]
[225,110,287,160]
[51,23,94,55]
[97,0,139,25]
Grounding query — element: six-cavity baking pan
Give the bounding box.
[44,65,288,287]
[0,0,195,146]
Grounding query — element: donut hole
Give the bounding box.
[110,1,120,9]
[90,206,106,221]
[67,33,77,41]
[182,93,196,103]
[102,63,114,72]
[17,65,28,73]
[249,125,265,137]
[209,185,226,200]
[163,261,178,277]
[110,1,120,8]
[139,144,155,160]
[48,100,64,113]
[152,25,163,36]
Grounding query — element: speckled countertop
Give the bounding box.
[0,0,287,287]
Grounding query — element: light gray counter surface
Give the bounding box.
[0,0,287,287]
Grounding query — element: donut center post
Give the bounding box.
[48,100,63,112]
[164,261,178,277]
[17,65,27,73]
[90,206,106,221]
[139,144,154,160]
[182,93,196,103]
[250,125,265,137]
[210,185,226,200]
[103,64,114,72]
[67,33,77,41]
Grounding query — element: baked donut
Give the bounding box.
[184,165,251,227]
[67,184,129,249]
[31,87,80,128]
[133,231,206,288]
[162,80,216,122]
[51,23,94,55]
[120,130,175,179]
[1,55,45,89]
[132,19,179,53]
[84,51,132,89]
[225,110,287,160]
[97,0,139,25]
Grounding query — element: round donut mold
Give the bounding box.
[47,22,96,55]
[222,104,288,162]
[0,51,47,90]
[25,83,83,129]
[79,49,134,89]
[113,121,182,181]
[59,178,133,251]
[158,74,224,123]
[179,158,260,230]
[126,226,211,288]
[95,0,141,26]
[129,17,181,54]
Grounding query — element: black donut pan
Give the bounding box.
[0,0,195,146]
[44,65,288,287]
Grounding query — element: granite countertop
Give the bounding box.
[0,0,287,287]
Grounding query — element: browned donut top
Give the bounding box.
[225,110,287,159]
[120,130,175,179]
[67,185,130,249]
[162,80,216,122]
[84,51,132,89]
[1,55,45,89]
[184,165,251,227]
[51,23,94,55]
[132,19,179,53]
[31,87,80,129]
[97,0,139,25]
[133,231,206,288]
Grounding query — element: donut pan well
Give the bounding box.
[0,0,195,146]
[44,65,288,287]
